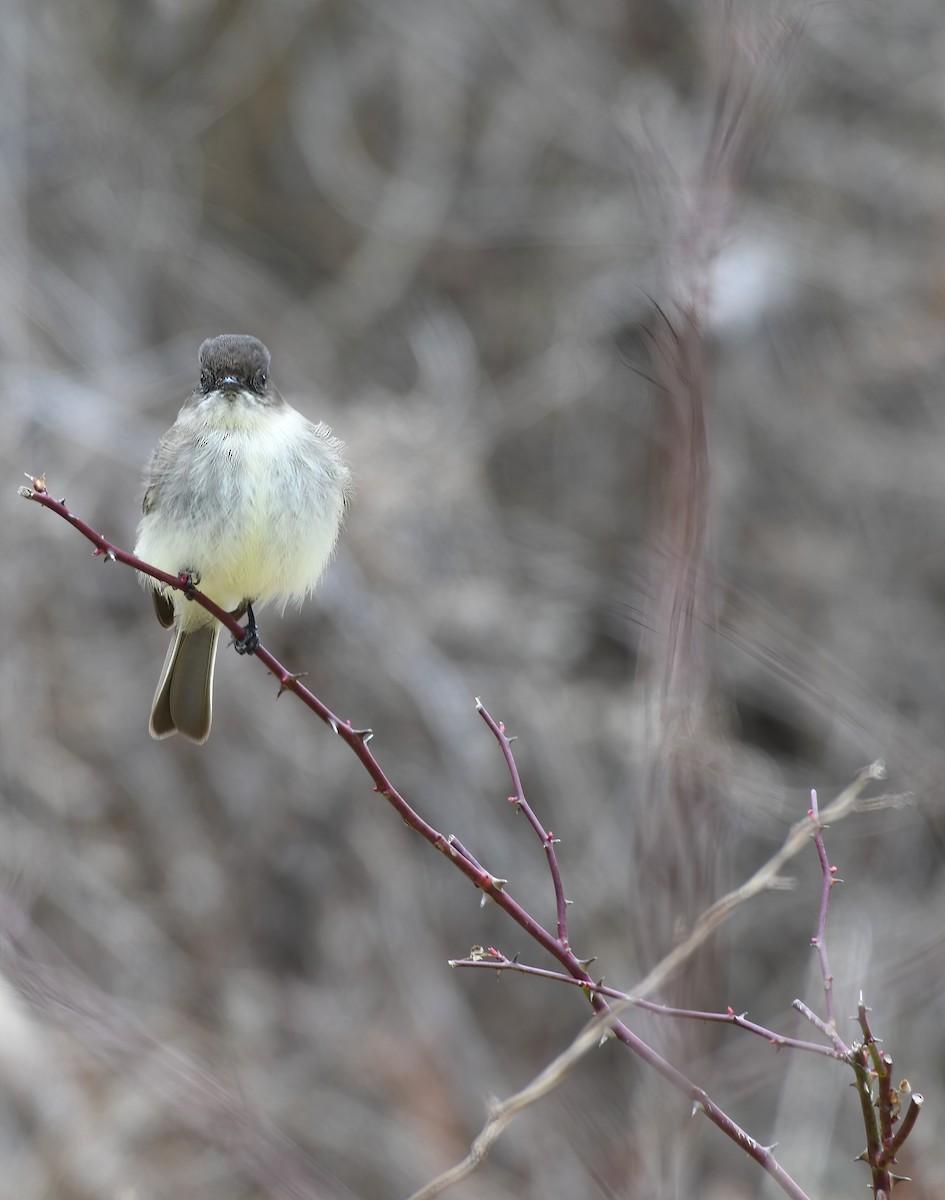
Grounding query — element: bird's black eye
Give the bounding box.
[254,371,267,392]
[200,368,214,393]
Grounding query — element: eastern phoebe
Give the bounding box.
[135,334,351,743]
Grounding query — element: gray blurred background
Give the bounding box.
[3,1,945,1197]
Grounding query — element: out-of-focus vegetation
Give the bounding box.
[3,1,945,1196]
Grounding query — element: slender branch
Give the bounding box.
[450,948,619,996]
[21,478,815,1200]
[632,1000,841,1059]
[20,478,253,645]
[792,999,846,1053]
[17,482,566,1003]
[451,951,844,1059]
[476,703,571,947]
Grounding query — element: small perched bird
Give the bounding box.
[135,334,351,743]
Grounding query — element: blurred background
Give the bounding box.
[3,0,945,1197]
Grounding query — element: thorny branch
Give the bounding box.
[449,949,845,1060]
[20,478,921,1200]
[476,704,571,946]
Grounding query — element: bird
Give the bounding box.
[134,334,351,742]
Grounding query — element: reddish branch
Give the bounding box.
[476,705,571,947]
[19,477,920,1200]
[450,949,845,1060]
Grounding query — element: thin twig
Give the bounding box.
[476,702,571,947]
[450,951,844,1059]
[792,998,845,1052]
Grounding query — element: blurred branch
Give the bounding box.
[21,476,814,1200]
[405,1007,621,1200]
[635,4,807,999]
[0,895,354,1200]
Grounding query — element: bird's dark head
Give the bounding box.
[197,334,272,398]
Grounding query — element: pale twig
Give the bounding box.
[792,998,844,1051]
[630,760,886,1001]
[404,1009,620,1200]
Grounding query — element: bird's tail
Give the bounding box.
[149,624,220,743]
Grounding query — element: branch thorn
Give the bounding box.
[277,672,308,696]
